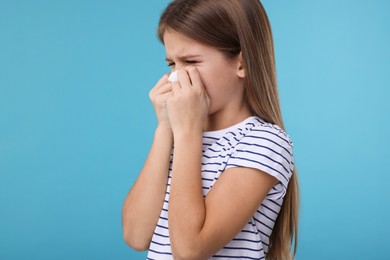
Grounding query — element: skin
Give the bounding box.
[122,30,278,259]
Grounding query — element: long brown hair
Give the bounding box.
[158,0,299,259]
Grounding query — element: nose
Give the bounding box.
[174,63,186,70]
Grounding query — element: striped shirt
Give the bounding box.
[147,116,295,260]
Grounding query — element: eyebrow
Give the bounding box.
[165,55,201,61]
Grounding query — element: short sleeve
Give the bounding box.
[225,125,294,200]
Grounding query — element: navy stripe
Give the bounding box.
[236,149,290,174]
[267,190,280,197]
[253,117,265,124]
[241,229,258,235]
[243,135,292,157]
[227,131,237,136]
[257,210,275,223]
[202,162,222,166]
[156,224,168,230]
[148,248,172,255]
[261,240,270,247]
[213,255,264,260]
[232,237,261,243]
[223,246,262,252]
[257,228,270,239]
[249,220,256,226]
[150,240,171,246]
[227,156,289,184]
[267,198,282,208]
[159,215,168,221]
[203,154,227,159]
[253,216,273,231]
[215,141,225,147]
[153,232,169,239]
[253,117,286,134]
[203,135,220,140]
[262,203,279,215]
[251,128,290,145]
[237,141,290,165]
[202,169,218,174]
[253,119,292,141]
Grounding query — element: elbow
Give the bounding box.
[123,230,150,252]
[122,214,151,251]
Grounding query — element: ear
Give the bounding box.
[236,52,245,79]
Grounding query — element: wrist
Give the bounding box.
[155,124,173,140]
[156,121,172,131]
[173,127,203,142]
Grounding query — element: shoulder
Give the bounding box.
[239,116,293,150]
[225,117,295,199]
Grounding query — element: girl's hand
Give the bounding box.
[166,67,210,135]
[149,74,173,129]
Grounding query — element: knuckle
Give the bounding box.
[194,87,202,94]
[188,66,196,73]
[148,92,153,100]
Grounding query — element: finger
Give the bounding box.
[150,74,171,98]
[186,66,204,91]
[156,73,170,87]
[178,68,192,89]
[151,74,170,93]
[156,91,173,107]
[155,82,172,95]
[171,81,181,95]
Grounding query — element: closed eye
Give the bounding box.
[166,60,198,67]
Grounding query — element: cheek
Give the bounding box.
[195,62,237,110]
[198,75,217,106]
[196,68,218,97]
[199,75,223,114]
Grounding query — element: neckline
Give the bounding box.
[203,116,258,137]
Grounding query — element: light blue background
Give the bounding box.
[1,0,389,259]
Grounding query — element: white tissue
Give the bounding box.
[168,71,178,83]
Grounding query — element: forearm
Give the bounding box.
[122,125,173,250]
[169,130,207,258]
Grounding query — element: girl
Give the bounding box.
[122,0,299,259]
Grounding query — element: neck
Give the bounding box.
[203,103,252,132]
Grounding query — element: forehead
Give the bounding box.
[163,30,215,58]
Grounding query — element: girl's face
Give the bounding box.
[163,30,247,118]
